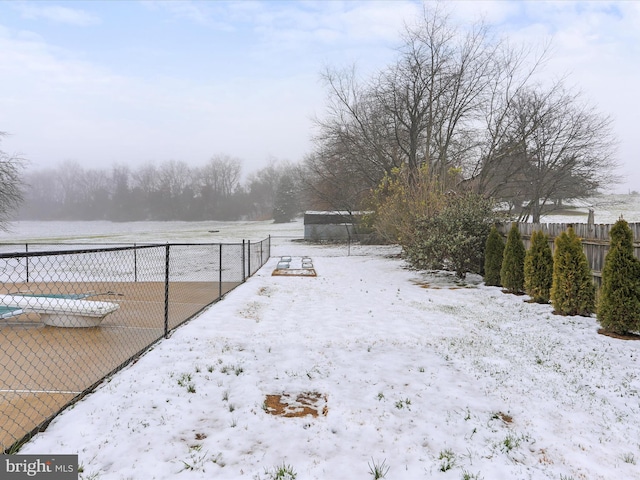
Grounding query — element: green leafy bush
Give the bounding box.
[550,226,595,316]
[524,230,553,303]
[404,192,496,278]
[597,219,640,334]
[484,226,505,287]
[500,223,525,293]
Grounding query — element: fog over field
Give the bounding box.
[1,194,639,246]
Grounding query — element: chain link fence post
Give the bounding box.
[219,244,223,299]
[133,243,138,283]
[242,240,246,282]
[164,244,170,338]
[25,243,29,283]
[247,240,251,278]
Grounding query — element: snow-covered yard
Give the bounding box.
[20,240,640,480]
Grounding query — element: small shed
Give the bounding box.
[303,211,367,241]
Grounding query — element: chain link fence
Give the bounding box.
[270,235,401,258]
[0,237,270,453]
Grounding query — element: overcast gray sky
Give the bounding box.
[1,1,638,193]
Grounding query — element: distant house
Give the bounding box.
[303,211,368,241]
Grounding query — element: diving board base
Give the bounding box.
[40,313,106,328]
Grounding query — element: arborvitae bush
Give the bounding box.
[524,230,553,303]
[550,226,595,316]
[484,226,505,286]
[597,219,640,334]
[500,223,525,293]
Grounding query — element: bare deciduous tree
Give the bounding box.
[300,146,378,213]
[482,83,618,222]
[305,5,618,222]
[379,6,500,182]
[200,154,242,198]
[246,158,297,220]
[468,40,550,196]
[132,162,160,196]
[0,133,26,229]
[303,4,527,210]
[301,64,401,213]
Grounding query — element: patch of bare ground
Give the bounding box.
[413,281,476,290]
[597,329,640,341]
[497,412,513,424]
[501,289,526,296]
[264,392,328,418]
[490,411,514,425]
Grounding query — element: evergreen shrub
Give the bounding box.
[524,230,553,303]
[484,226,505,287]
[550,226,595,316]
[404,192,495,278]
[273,174,299,223]
[597,219,640,334]
[500,223,525,293]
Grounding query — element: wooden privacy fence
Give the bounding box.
[497,222,640,288]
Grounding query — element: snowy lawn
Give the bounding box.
[20,243,640,480]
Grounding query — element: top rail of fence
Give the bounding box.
[499,221,640,243]
[0,238,271,255]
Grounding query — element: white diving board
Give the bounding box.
[0,294,119,327]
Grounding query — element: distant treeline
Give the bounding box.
[18,156,302,222]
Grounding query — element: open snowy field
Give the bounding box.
[0,218,304,245]
[540,194,640,224]
[18,239,640,480]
